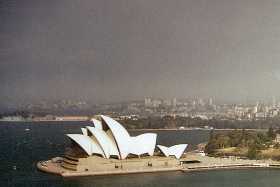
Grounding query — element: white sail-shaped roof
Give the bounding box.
[86,126,120,158]
[157,144,188,159]
[81,128,88,136]
[101,115,131,159]
[129,133,157,156]
[67,134,105,157]
[66,116,188,160]
[91,118,103,130]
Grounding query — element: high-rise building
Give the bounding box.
[198,98,205,106]
[272,97,276,107]
[253,102,259,113]
[163,99,172,106]
[144,98,152,107]
[172,98,177,107]
[152,99,162,108]
[208,97,213,106]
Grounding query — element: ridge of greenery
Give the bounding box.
[205,128,280,160]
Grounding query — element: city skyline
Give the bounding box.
[2,0,280,108]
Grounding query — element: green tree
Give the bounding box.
[205,130,216,154]
[247,143,258,159]
[267,127,276,140]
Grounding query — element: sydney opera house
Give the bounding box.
[37,115,188,177]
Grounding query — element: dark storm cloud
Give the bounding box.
[1,0,280,106]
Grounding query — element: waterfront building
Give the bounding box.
[37,115,188,176]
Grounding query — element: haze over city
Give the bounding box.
[2,0,280,108]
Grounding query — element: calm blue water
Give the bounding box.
[1,122,280,187]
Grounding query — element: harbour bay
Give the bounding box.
[1,122,280,186]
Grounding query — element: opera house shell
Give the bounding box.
[67,115,187,159]
[37,115,188,177]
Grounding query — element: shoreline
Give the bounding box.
[131,128,266,131]
[182,164,280,173]
[37,160,280,177]
[37,153,280,177]
[0,121,267,131]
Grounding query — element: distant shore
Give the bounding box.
[0,122,266,131]
[0,121,267,131]
[131,128,266,131]
[0,119,88,122]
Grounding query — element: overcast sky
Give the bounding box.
[1,0,280,106]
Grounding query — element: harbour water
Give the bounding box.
[1,122,280,186]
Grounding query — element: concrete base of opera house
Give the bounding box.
[37,156,183,177]
[37,153,280,177]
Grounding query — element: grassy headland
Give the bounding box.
[205,128,280,160]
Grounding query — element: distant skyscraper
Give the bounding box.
[208,97,213,106]
[144,97,152,107]
[192,100,196,107]
[272,97,276,107]
[198,98,205,106]
[172,98,177,107]
[163,99,171,106]
[152,99,162,108]
[253,102,259,113]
